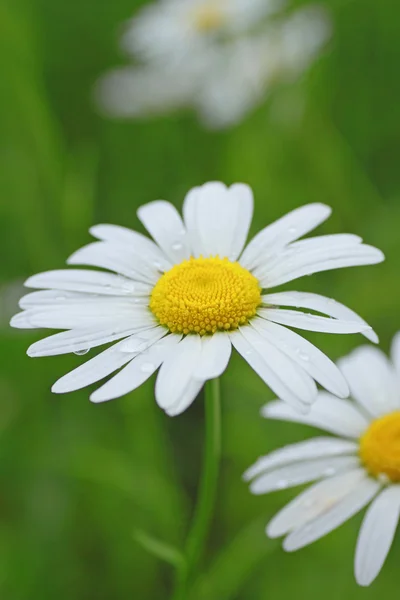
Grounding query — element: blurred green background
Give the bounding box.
[1,0,399,597]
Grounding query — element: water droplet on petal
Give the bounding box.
[140,362,155,374]
[276,479,288,490]
[245,349,253,357]
[172,242,183,251]
[120,338,146,353]
[55,295,66,301]
[288,227,297,235]
[74,348,90,356]
[299,352,310,361]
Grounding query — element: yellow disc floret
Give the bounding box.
[359,411,400,482]
[150,257,261,335]
[191,4,226,32]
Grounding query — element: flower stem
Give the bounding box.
[172,378,221,599]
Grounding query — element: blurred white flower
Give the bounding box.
[11,182,382,414]
[96,0,331,128]
[245,336,400,586]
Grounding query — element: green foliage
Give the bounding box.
[0,0,399,598]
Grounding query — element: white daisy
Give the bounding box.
[245,334,400,586]
[96,0,330,128]
[11,182,383,415]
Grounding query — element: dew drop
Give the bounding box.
[245,349,253,357]
[140,362,155,374]
[299,352,310,362]
[55,295,66,301]
[120,338,146,353]
[288,227,297,235]
[172,242,183,251]
[74,348,90,356]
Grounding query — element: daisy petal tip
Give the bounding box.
[364,329,379,344]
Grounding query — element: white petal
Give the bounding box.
[250,455,359,495]
[67,242,159,284]
[283,477,380,551]
[27,323,156,357]
[267,468,367,538]
[52,328,167,393]
[230,328,316,411]
[137,200,190,263]
[263,291,378,343]
[11,304,154,330]
[240,203,332,270]
[338,346,400,418]
[23,269,153,296]
[355,486,400,586]
[90,333,182,403]
[155,335,202,410]
[165,378,204,417]
[244,437,358,481]
[183,182,253,260]
[250,318,349,398]
[390,331,400,378]
[193,333,232,380]
[262,394,370,438]
[257,240,384,288]
[89,224,172,270]
[20,290,149,309]
[259,308,372,335]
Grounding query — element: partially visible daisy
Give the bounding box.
[96,0,330,128]
[11,182,383,415]
[245,335,400,586]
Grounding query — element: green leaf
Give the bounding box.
[133,529,185,568]
[189,516,278,600]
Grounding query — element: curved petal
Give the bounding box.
[89,223,172,270]
[263,291,378,343]
[283,477,381,551]
[240,203,332,270]
[193,332,232,381]
[391,331,400,379]
[52,327,167,394]
[165,378,204,417]
[90,333,181,403]
[155,334,202,410]
[267,468,367,538]
[338,346,400,418]
[23,269,153,296]
[67,242,159,284]
[262,394,370,439]
[244,437,357,481]
[355,486,400,586]
[250,455,359,495]
[137,200,190,263]
[258,308,371,335]
[250,318,349,398]
[230,328,316,411]
[27,323,156,357]
[183,182,253,260]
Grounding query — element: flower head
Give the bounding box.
[11,182,383,415]
[96,0,330,128]
[245,334,400,586]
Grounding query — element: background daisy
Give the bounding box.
[11,182,383,414]
[245,334,400,586]
[96,0,330,128]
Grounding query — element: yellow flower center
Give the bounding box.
[359,411,400,482]
[150,257,261,335]
[191,4,226,32]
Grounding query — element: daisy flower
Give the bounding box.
[244,335,400,586]
[11,182,383,415]
[96,0,330,129]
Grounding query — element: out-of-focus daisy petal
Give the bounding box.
[355,485,400,586]
[267,468,367,538]
[390,332,400,378]
[244,437,357,481]
[250,318,349,398]
[193,332,232,381]
[258,308,372,335]
[262,394,370,438]
[183,182,253,260]
[137,200,191,263]
[250,455,359,495]
[240,203,331,270]
[90,333,181,403]
[283,477,381,551]
[338,346,400,418]
[263,291,378,343]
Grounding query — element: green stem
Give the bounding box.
[172,378,221,600]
